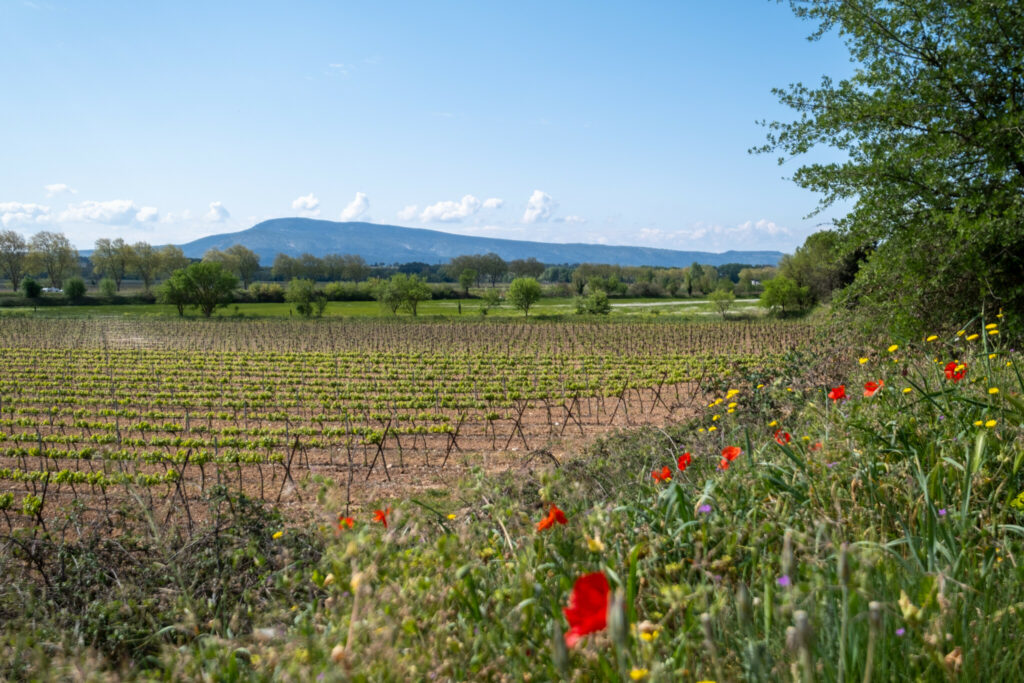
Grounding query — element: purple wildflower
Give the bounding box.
[896,628,905,636]
[777,574,791,587]
[698,504,712,514]
[938,508,946,517]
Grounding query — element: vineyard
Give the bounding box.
[0,318,811,528]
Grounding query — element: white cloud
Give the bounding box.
[635,218,791,250]
[44,183,76,197]
[0,202,51,228]
[60,199,142,225]
[340,192,370,221]
[204,201,230,223]
[560,215,586,224]
[291,193,321,217]
[482,197,504,209]
[396,205,418,222]
[420,194,481,222]
[135,206,159,222]
[522,190,556,223]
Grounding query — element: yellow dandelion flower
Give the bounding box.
[272,531,284,540]
[989,353,997,359]
[989,388,999,395]
[447,513,457,520]
[801,435,811,442]
[630,669,649,680]
[1008,361,1014,367]
[967,334,979,341]
[926,335,938,342]
[726,389,740,399]
[756,383,764,389]
[727,408,735,414]
[986,323,998,330]
[639,630,658,642]
[586,535,605,553]
[957,330,966,336]
[787,387,794,392]
[985,419,997,428]
[708,426,718,432]
[902,387,912,394]
[698,427,706,433]
[888,344,899,353]
[727,402,738,408]
[859,357,869,364]
[712,414,720,421]
[769,420,778,427]
[974,420,983,426]
[989,329,999,335]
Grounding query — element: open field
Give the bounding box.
[0,318,809,528]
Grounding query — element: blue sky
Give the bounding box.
[1,0,854,254]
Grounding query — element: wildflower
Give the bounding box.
[828,385,846,401]
[863,379,884,397]
[708,425,717,432]
[651,466,672,483]
[563,572,610,647]
[938,508,946,517]
[926,335,938,342]
[769,420,778,427]
[888,344,899,353]
[858,357,869,364]
[988,387,999,395]
[974,420,983,426]
[956,329,966,336]
[537,504,568,531]
[698,504,712,514]
[945,361,966,381]
[989,353,997,359]
[757,383,764,389]
[966,334,979,341]
[986,323,998,330]
[586,535,605,553]
[989,329,999,336]
[721,446,741,462]
[272,530,284,540]
[726,389,739,399]
[774,430,791,445]
[630,668,649,680]
[677,452,692,472]
[712,414,720,421]
[727,408,735,414]
[985,419,997,428]
[447,513,457,520]
[896,628,906,636]
[777,574,791,587]
[809,441,823,451]
[727,402,738,408]
[337,516,354,530]
[373,507,391,528]
[902,387,912,394]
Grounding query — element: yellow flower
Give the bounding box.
[639,630,659,642]
[727,408,735,414]
[272,531,284,539]
[888,344,899,353]
[1008,361,1014,367]
[902,387,912,394]
[708,426,718,432]
[801,435,811,442]
[769,420,778,427]
[989,388,999,394]
[756,383,764,389]
[726,389,740,399]
[986,323,998,330]
[985,419,997,428]
[898,590,922,622]
[629,669,649,680]
[988,330,999,335]
[926,335,938,342]
[974,420,983,426]
[727,402,738,408]
[712,414,720,421]
[586,535,605,553]
[989,353,997,359]
[698,427,706,433]
[997,311,1004,318]
[859,357,869,364]
[967,334,979,341]
[957,329,966,336]
[447,513,457,520]
[787,387,794,392]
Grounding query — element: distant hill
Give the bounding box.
[177,218,784,267]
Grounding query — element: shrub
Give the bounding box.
[63,277,87,302]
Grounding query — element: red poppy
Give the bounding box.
[721,446,741,461]
[563,572,610,648]
[774,430,791,445]
[337,515,355,530]
[651,465,672,482]
[718,458,730,470]
[828,385,846,401]
[677,452,692,472]
[809,441,823,452]
[373,507,391,528]
[863,379,884,397]
[536,504,568,531]
[944,361,966,382]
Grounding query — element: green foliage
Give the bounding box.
[575,289,611,315]
[157,262,238,317]
[458,268,477,294]
[20,276,41,299]
[479,287,501,315]
[157,271,191,317]
[759,275,810,315]
[63,277,87,302]
[98,277,117,298]
[707,286,736,319]
[285,278,321,318]
[507,277,542,316]
[761,0,1024,335]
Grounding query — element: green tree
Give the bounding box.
[508,257,545,279]
[172,262,238,317]
[394,273,432,316]
[0,230,28,292]
[458,268,477,296]
[478,253,508,287]
[130,242,163,291]
[91,238,134,290]
[98,277,117,298]
[286,278,323,318]
[760,0,1024,333]
[158,271,191,317]
[707,287,736,320]
[574,289,611,315]
[759,275,809,315]
[479,288,501,315]
[371,277,402,315]
[158,245,189,277]
[28,231,78,289]
[507,277,542,317]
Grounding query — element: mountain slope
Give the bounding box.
[177,218,783,267]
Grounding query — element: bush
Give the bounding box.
[322,281,374,302]
[21,277,41,299]
[98,277,117,298]
[626,281,665,298]
[575,289,611,315]
[250,283,286,303]
[63,277,87,302]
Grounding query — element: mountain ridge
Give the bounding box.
[175,218,784,267]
